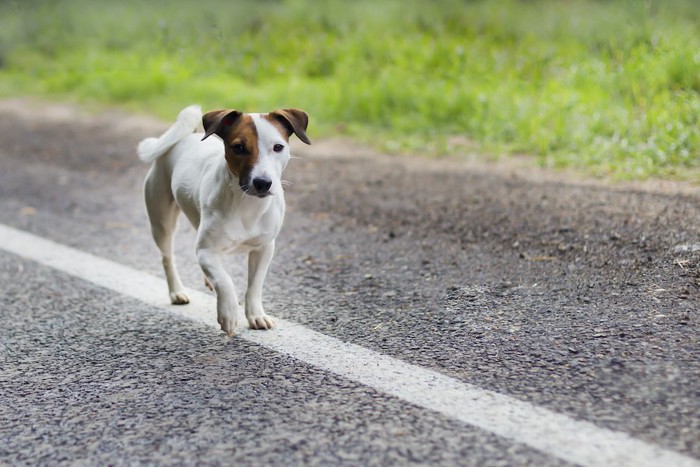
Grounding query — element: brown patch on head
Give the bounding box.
[266,108,311,145]
[201,109,259,187]
[223,115,259,187]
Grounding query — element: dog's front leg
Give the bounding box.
[245,241,275,330]
[196,246,240,336]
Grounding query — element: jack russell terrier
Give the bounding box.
[138,105,310,335]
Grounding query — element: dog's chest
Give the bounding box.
[219,201,283,253]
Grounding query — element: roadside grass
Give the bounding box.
[0,0,698,180]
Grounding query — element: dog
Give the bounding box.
[137,105,310,335]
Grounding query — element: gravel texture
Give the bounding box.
[0,100,698,464]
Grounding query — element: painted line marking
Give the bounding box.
[1,222,698,467]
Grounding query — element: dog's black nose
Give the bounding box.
[252,177,272,194]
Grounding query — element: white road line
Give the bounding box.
[1,222,697,467]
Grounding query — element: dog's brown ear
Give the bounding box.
[270,108,311,145]
[202,109,242,141]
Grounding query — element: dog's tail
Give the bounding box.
[137,105,202,163]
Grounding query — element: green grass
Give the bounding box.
[1,0,699,180]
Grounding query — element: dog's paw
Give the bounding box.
[218,310,238,336]
[170,291,190,305]
[247,313,275,330]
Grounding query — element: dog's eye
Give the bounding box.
[231,144,245,154]
[273,144,284,153]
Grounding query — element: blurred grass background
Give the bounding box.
[0,0,698,180]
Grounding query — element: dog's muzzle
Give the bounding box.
[243,176,273,198]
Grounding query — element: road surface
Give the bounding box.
[1,100,698,466]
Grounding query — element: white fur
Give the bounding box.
[137,105,202,163]
[140,106,292,334]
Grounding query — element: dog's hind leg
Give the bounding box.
[145,172,189,305]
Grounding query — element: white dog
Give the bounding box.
[138,105,310,335]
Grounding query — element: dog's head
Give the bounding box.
[201,108,311,198]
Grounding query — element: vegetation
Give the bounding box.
[1,0,699,179]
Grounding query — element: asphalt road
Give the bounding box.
[1,100,698,466]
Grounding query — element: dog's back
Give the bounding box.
[137,105,201,163]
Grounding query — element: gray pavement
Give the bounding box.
[0,100,698,465]
[2,253,564,466]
